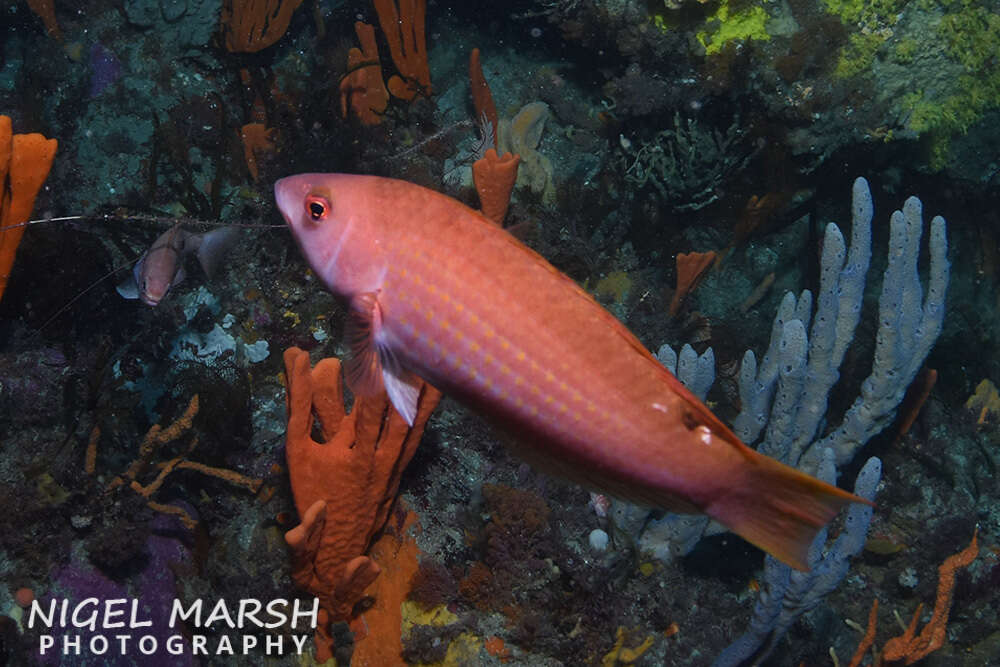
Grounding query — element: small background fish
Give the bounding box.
[117,224,238,306]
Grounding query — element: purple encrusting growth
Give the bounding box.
[88,43,121,98]
[36,511,193,666]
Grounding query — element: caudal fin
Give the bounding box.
[195,226,239,280]
[707,451,867,571]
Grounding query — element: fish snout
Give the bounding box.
[140,279,166,306]
[274,176,315,227]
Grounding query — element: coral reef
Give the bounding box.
[617,112,756,212]
[282,347,440,662]
[0,116,57,302]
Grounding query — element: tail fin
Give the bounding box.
[707,450,868,571]
[195,226,239,280]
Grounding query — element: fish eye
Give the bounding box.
[305,194,330,222]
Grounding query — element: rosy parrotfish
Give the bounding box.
[274,173,866,571]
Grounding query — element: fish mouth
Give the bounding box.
[141,294,160,306]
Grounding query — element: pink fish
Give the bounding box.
[116,224,237,306]
[274,174,865,570]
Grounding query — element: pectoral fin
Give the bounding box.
[171,266,186,288]
[116,276,139,299]
[116,256,144,300]
[382,367,420,427]
[344,291,420,425]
